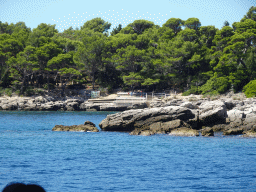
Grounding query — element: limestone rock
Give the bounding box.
[201,127,214,136]
[227,109,244,122]
[223,99,236,110]
[180,102,199,109]
[212,124,227,132]
[99,106,195,132]
[223,128,244,135]
[199,100,227,126]
[52,122,99,132]
[84,121,96,127]
[129,119,184,136]
[243,128,256,137]
[169,128,199,137]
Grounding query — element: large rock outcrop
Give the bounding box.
[99,106,195,132]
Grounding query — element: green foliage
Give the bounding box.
[111,24,122,36]
[184,18,201,30]
[0,6,255,95]
[199,74,229,94]
[0,88,13,96]
[123,72,143,87]
[223,21,230,27]
[241,6,256,22]
[177,28,198,41]
[124,20,155,34]
[81,18,111,33]
[43,83,54,90]
[163,18,184,34]
[243,80,256,98]
[28,23,58,47]
[182,86,198,96]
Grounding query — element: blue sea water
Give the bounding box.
[0,111,256,192]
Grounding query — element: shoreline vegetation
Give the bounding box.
[1,6,256,137]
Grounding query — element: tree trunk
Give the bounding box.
[47,72,49,92]
[20,76,26,95]
[92,73,95,90]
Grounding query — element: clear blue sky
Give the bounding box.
[0,0,255,33]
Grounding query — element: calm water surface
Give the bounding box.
[0,111,256,191]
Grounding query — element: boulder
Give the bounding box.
[243,112,256,125]
[127,103,148,110]
[34,96,47,103]
[243,127,256,137]
[1,104,11,110]
[223,99,236,110]
[223,128,244,135]
[23,103,37,111]
[79,102,100,111]
[201,127,214,136]
[99,106,195,132]
[100,104,128,111]
[180,102,199,109]
[227,109,244,122]
[212,124,227,132]
[199,100,227,126]
[169,128,199,137]
[131,130,156,136]
[129,119,184,136]
[84,121,96,127]
[40,103,55,111]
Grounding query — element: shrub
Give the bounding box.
[24,87,35,96]
[182,90,190,96]
[5,88,12,97]
[15,90,20,96]
[0,87,3,96]
[243,80,256,98]
[0,88,13,96]
[182,86,199,96]
[200,75,229,95]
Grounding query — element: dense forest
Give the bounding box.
[0,6,256,97]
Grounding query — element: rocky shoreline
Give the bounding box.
[0,95,146,111]
[2,92,256,137]
[99,92,256,137]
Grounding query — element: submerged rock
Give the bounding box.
[52,121,99,132]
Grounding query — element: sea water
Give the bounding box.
[0,111,256,192]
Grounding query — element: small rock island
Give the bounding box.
[52,121,99,132]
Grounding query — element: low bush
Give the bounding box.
[182,86,199,96]
[0,88,13,96]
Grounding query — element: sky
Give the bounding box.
[0,0,255,33]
